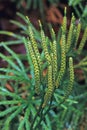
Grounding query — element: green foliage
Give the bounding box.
[0,11,87,130]
[68,0,87,29]
[68,0,83,6]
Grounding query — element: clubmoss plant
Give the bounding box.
[0,10,87,130]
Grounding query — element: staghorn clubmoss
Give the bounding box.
[77,27,87,54]
[71,14,76,27]
[26,17,42,74]
[66,23,74,53]
[42,65,53,108]
[40,28,51,65]
[62,7,67,35]
[66,14,75,53]
[50,52,56,85]
[27,41,41,94]
[75,23,81,47]
[0,10,87,130]
[51,29,58,79]
[64,57,74,100]
[55,32,66,88]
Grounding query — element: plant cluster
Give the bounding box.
[0,9,87,130]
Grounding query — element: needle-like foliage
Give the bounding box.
[0,10,87,130]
